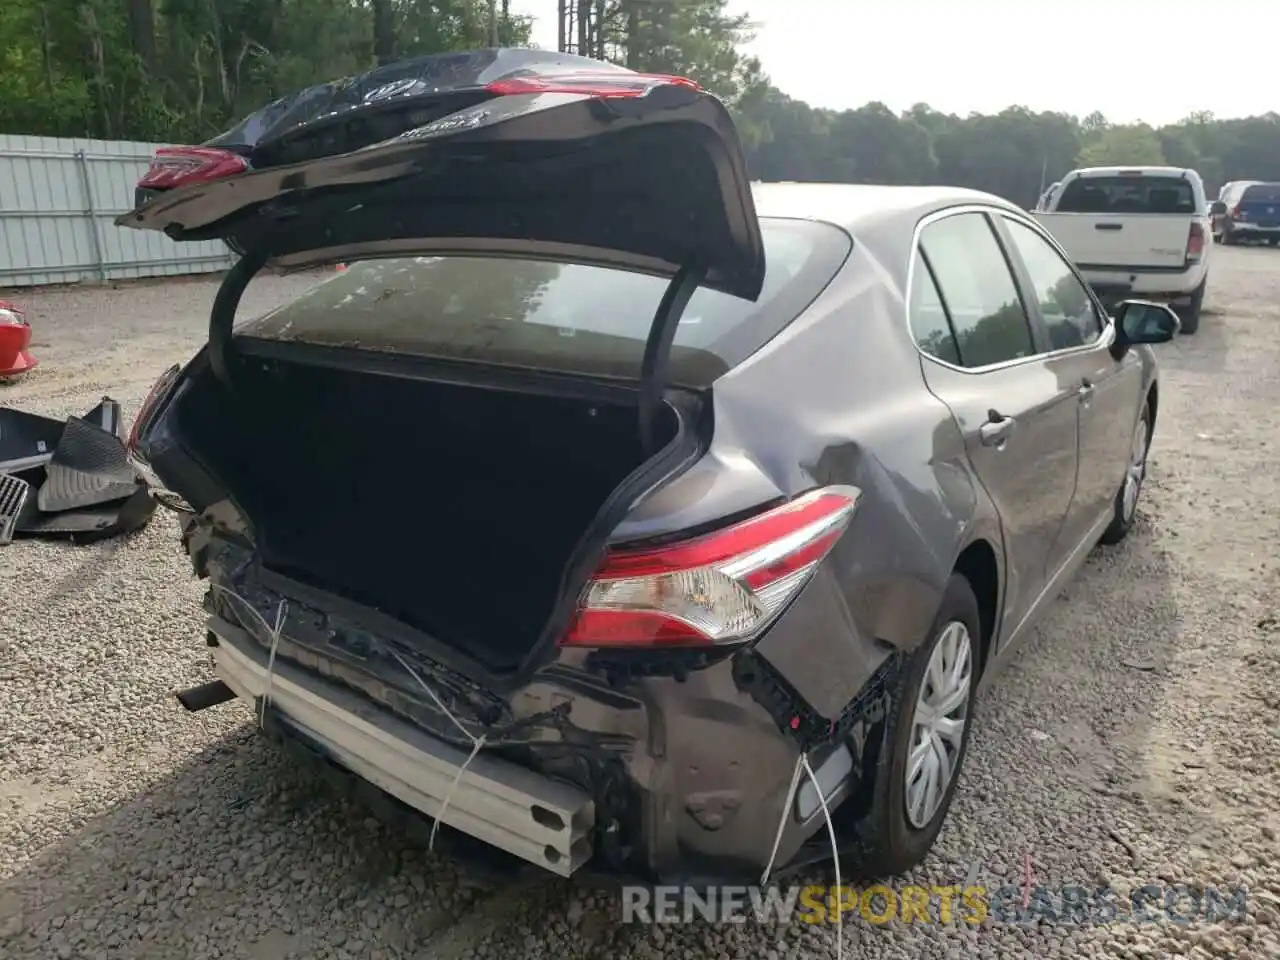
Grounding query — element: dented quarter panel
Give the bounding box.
[614,224,991,699]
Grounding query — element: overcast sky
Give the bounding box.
[507,0,1272,125]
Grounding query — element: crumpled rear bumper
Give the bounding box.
[210,616,596,877]
[199,554,894,884]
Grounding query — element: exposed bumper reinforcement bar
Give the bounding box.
[209,618,594,877]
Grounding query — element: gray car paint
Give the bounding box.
[578,185,1157,875]
[148,183,1160,884]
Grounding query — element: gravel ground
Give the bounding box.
[1,251,1279,960]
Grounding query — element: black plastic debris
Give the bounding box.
[37,416,139,513]
[0,472,31,545]
[0,394,157,544]
[0,407,64,474]
[0,396,122,473]
[81,397,124,440]
[17,485,157,544]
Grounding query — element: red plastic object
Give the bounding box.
[0,302,37,379]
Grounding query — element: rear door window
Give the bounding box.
[1056,175,1196,214]
[918,212,1036,368]
[908,258,961,365]
[238,218,852,387]
[1001,218,1104,350]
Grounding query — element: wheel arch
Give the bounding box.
[953,538,1001,675]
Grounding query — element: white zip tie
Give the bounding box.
[209,584,286,730]
[760,750,844,960]
[759,752,805,888]
[802,752,843,960]
[388,647,488,852]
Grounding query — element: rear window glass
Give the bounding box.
[1241,183,1280,204]
[1055,175,1195,214]
[237,219,851,387]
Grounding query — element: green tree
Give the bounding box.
[1077,124,1165,167]
[5,0,1280,215]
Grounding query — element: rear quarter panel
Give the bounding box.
[616,236,998,660]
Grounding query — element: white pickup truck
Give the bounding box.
[1032,166,1211,334]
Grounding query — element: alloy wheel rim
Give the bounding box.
[1122,417,1149,522]
[904,620,973,829]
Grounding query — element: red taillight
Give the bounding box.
[560,486,859,648]
[126,364,181,456]
[138,147,248,191]
[485,71,701,99]
[1186,222,1205,262]
[1232,205,1245,220]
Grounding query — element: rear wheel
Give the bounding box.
[1176,280,1204,335]
[850,573,980,877]
[1100,400,1152,546]
[1222,226,1237,245]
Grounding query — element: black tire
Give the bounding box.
[850,573,981,877]
[1222,227,1237,245]
[1100,399,1153,546]
[1176,280,1203,335]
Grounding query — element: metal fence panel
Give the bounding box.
[0,134,234,288]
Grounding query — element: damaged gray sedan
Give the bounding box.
[119,49,1177,885]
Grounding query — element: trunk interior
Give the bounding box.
[173,353,680,671]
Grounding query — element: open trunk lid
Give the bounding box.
[115,48,765,302]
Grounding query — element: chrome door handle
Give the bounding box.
[980,413,1017,447]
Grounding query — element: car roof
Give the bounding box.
[751,182,1020,235]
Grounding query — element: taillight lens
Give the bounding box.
[127,364,181,456]
[138,147,248,191]
[485,71,701,99]
[1232,205,1246,220]
[1186,222,1205,262]
[561,486,859,648]
[0,301,26,326]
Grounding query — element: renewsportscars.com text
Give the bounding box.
[621,884,1249,926]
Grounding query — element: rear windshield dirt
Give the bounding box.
[1055,175,1196,214]
[236,218,851,387]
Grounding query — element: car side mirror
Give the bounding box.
[1111,300,1180,355]
[1210,200,1227,216]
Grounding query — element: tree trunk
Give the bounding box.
[373,0,395,66]
[126,0,157,72]
[577,0,590,56]
[625,1,640,69]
